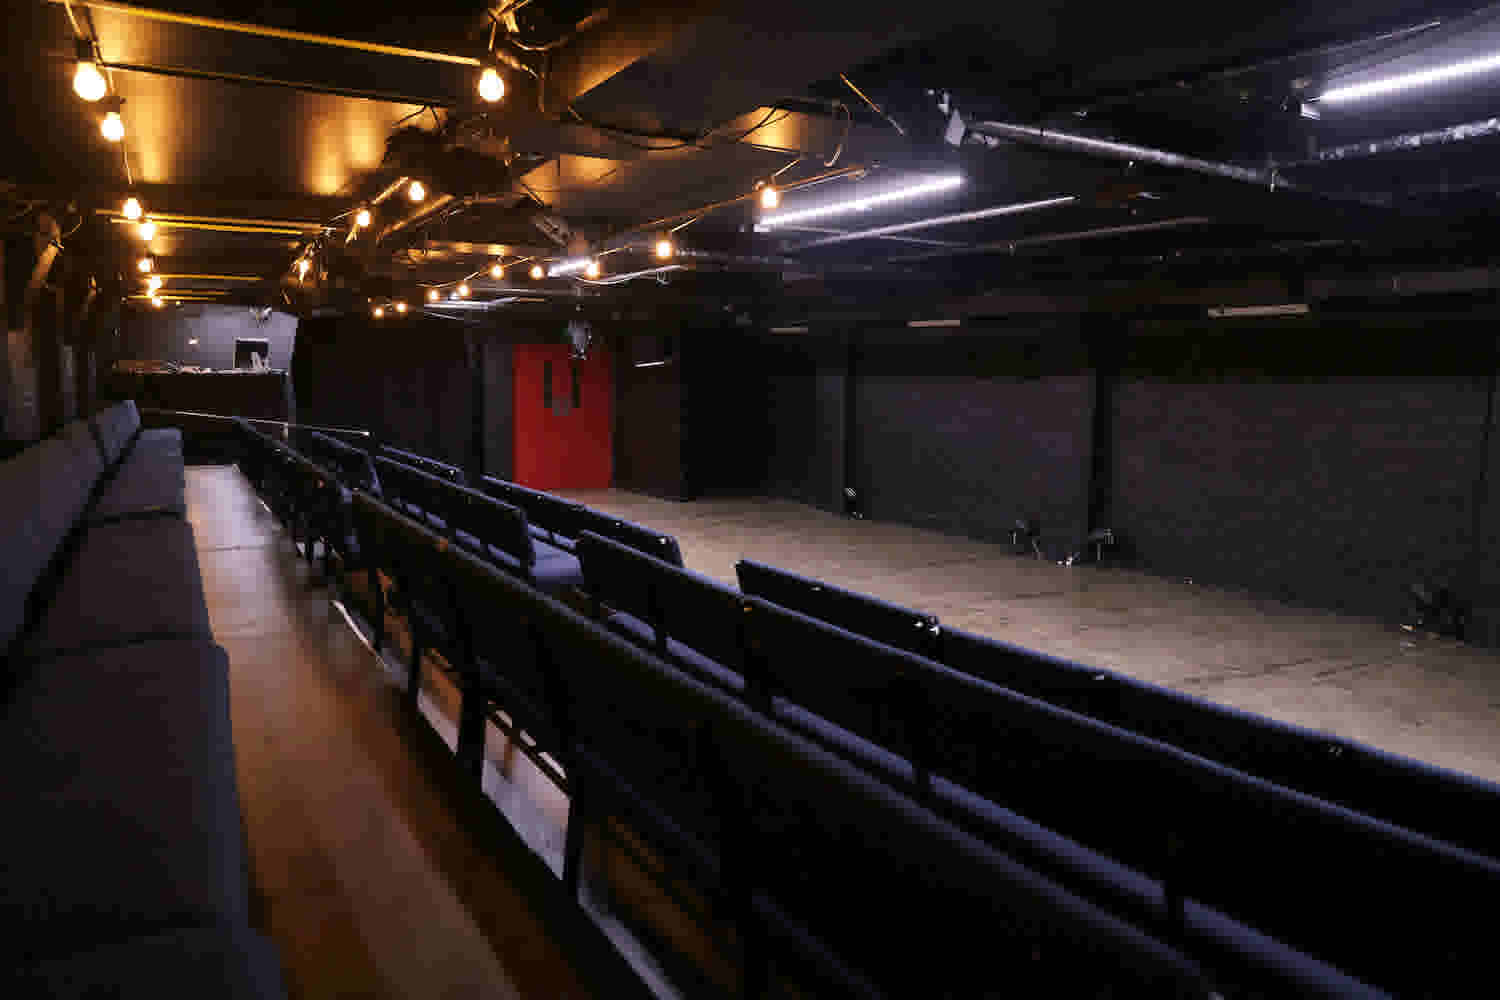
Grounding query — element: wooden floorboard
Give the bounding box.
[188,466,593,999]
[556,488,1500,786]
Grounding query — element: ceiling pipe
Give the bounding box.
[886,216,1213,264]
[967,121,1291,191]
[1280,116,1500,167]
[375,193,456,245]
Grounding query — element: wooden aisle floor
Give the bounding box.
[187,465,593,999]
[556,488,1500,786]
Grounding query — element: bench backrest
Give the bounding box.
[443,482,536,570]
[736,558,939,656]
[305,431,377,492]
[89,400,141,466]
[480,475,586,542]
[574,506,683,566]
[378,444,465,485]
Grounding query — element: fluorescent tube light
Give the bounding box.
[757,175,963,232]
[547,257,591,277]
[791,196,1075,250]
[1321,52,1500,103]
[1207,303,1309,318]
[908,318,963,328]
[634,360,669,368]
[769,325,809,334]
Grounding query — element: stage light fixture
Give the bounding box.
[121,197,142,221]
[1322,51,1500,104]
[427,288,439,302]
[137,256,153,273]
[478,66,505,103]
[73,43,107,102]
[354,208,372,228]
[490,261,503,279]
[137,219,156,241]
[756,174,963,231]
[655,237,674,259]
[760,184,780,209]
[407,180,426,202]
[530,264,544,280]
[100,111,125,142]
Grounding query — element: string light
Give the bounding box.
[427,288,439,302]
[137,256,154,273]
[73,41,107,102]
[150,295,164,309]
[478,67,505,103]
[584,259,602,279]
[407,180,426,202]
[100,111,125,142]
[354,208,372,228]
[137,219,156,241]
[146,275,162,292]
[490,261,503,279]
[760,184,780,209]
[654,237,675,259]
[122,197,143,221]
[530,264,544,280]
[373,305,385,319]
[457,282,471,298]
[395,301,408,314]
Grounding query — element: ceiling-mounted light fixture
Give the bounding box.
[121,197,143,221]
[354,207,372,228]
[373,305,385,319]
[760,184,780,209]
[73,40,107,102]
[1321,51,1500,104]
[530,263,545,280]
[407,180,426,202]
[137,255,154,273]
[395,300,408,314]
[478,66,505,103]
[100,110,125,142]
[137,218,156,241]
[756,174,963,231]
[490,261,503,279]
[654,237,675,259]
[426,287,440,302]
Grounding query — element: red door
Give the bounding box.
[511,342,612,489]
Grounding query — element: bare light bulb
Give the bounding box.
[760,184,780,209]
[122,197,143,221]
[584,259,601,279]
[149,295,164,309]
[655,238,674,259]
[407,180,426,202]
[373,306,385,319]
[74,61,107,102]
[137,219,156,241]
[529,264,544,280]
[490,262,503,279]
[354,208,372,228]
[395,301,408,314]
[100,111,125,142]
[426,288,439,302]
[457,283,471,298]
[478,67,505,103]
[137,256,153,273]
[146,275,162,292]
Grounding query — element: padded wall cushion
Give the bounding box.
[86,449,188,523]
[90,400,142,466]
[0,437,98,652]
[5,926,285,999]
[23,518,210,661]
[0,640,249,961]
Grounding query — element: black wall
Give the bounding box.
[704,313,1500,641]
[614,334,687,499]
[111,303,297,372]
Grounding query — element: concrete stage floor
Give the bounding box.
[557,488,1500,786]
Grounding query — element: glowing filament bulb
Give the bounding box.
[122,197,143,221]
[530,264,544,280]
[407,180,426,202]
[373,306,385,319]
[584,259,601,278]
[74,61,107,102]
[427,288,439,302]
[478,67,505,103]
[354,208,372,228]
[490,262,503,279]
[137,256,153,273]
[457,283,471,298]
[146,275,162,292]
[149,295,164,308]
[138,219,156,241]
[655,238,674,259]
[395,301,408,314]
[100,111,125,142]
[760,184,780,209]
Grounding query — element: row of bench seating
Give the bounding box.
[0,400,284,998]
[242,431,1500,995]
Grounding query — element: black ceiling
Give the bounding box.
[6,0,1500,317]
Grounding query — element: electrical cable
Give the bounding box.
[825,101,850,167]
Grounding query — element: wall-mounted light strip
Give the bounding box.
[790,196,1076,250]
[757,175,963,232]
[1321,52,1500,103]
